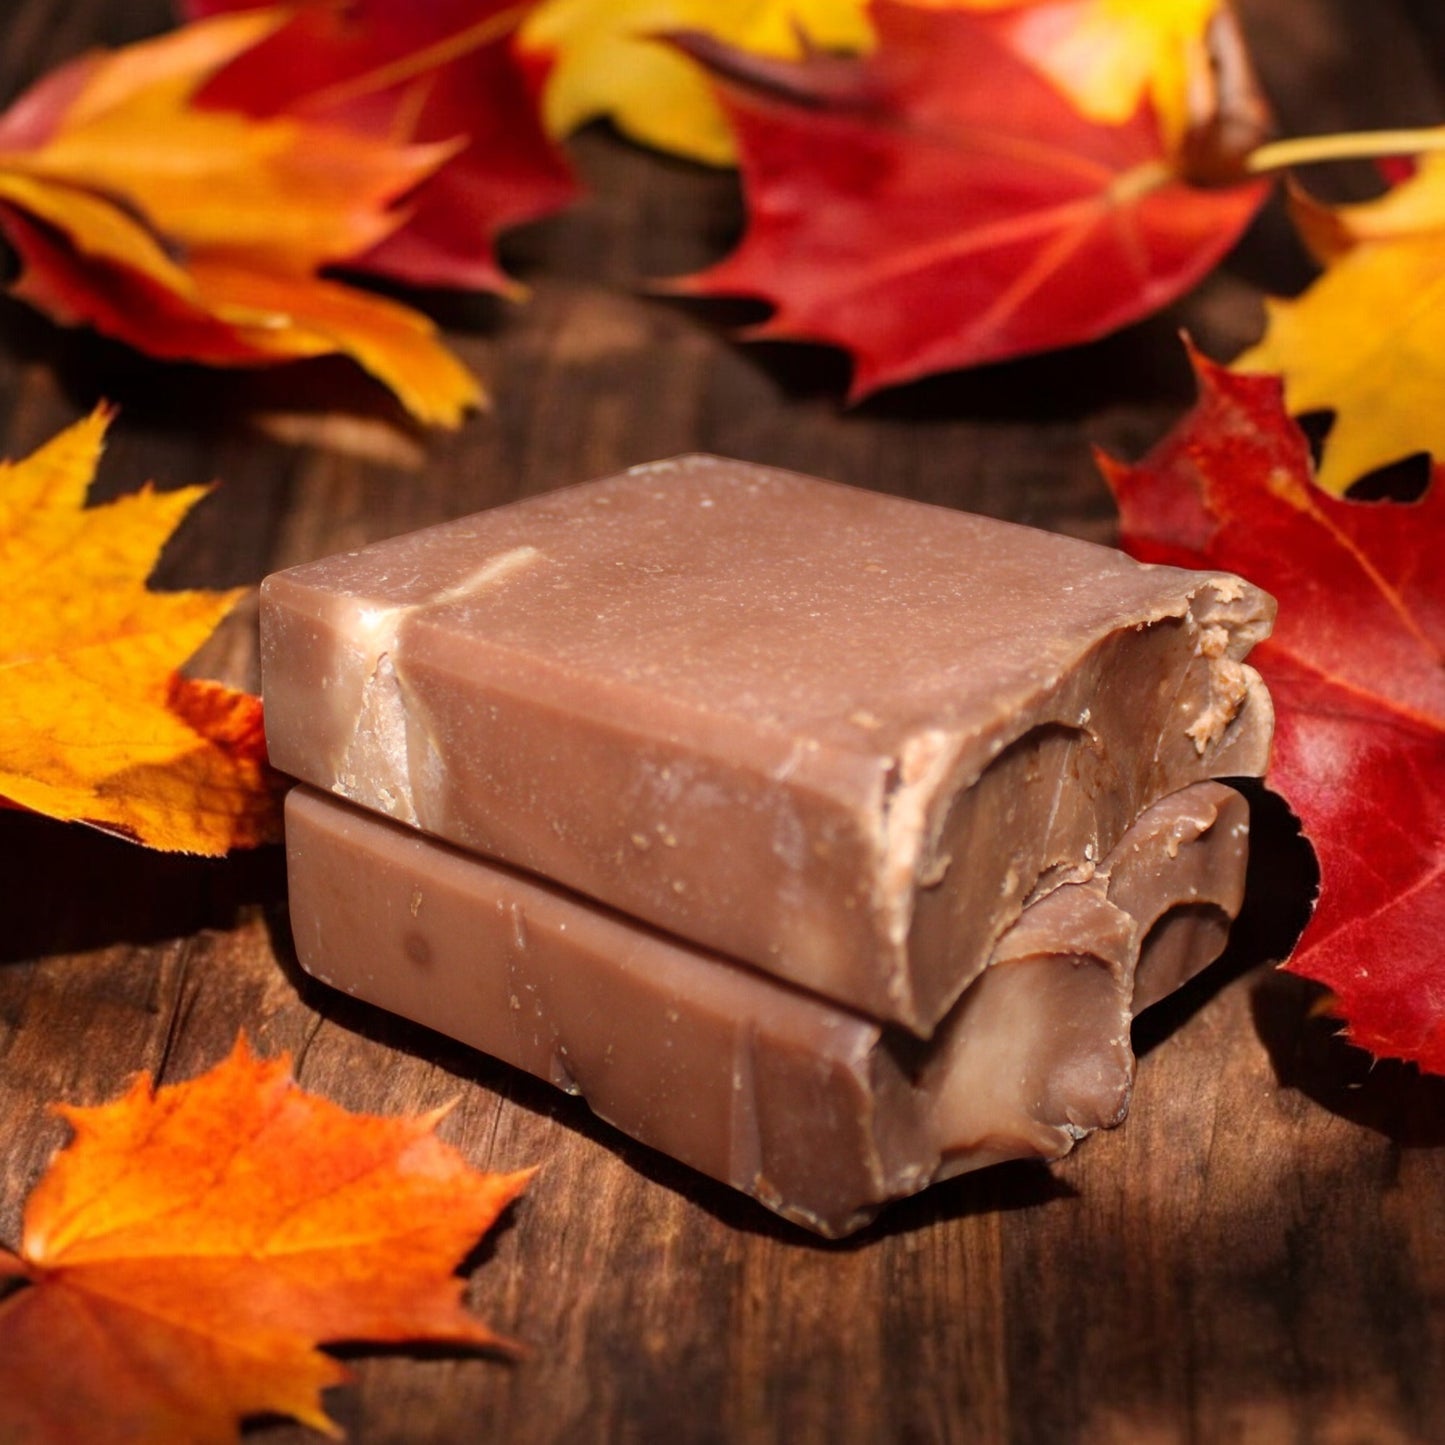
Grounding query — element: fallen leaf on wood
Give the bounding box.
[187,0,578,294]
[668,0,1268,397]
[0,1035,531,1444]
[0,10,482,424]
[1236,149,1445,495]
[517,0,871,166]
[0,408,281,854]
[1102,345,1445,1073]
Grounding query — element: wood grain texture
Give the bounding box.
[2,2,1443,1441]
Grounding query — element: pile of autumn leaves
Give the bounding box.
[0,0,1433,463]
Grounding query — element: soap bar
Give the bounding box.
[262,456,1273,1032]
[286,781,1249,1237]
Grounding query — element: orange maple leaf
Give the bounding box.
[0,1036,531,1444]
[0,11,480,426]
[0,408,281,853]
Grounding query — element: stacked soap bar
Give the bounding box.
[262,456,1275,1235]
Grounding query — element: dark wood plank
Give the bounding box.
[2,3,1443,1442]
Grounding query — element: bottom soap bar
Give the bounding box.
[286,783,1248,1236]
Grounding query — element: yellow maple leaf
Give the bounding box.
[0,1036,530,1443]
[518,0,873,166]
[0,409,282,853]
[1236,150,1445,495]
[0,11,479,426]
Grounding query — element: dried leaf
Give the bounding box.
[0,1036,530,1444]
[0,11,482,425]
[517,0,871,166]
[1236,149,1445,495]
[1102,346,1445,1073]
[0,409,280,854]
[668,1,1267,397]
[187,0,579,294]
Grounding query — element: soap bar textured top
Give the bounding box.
[262,455,1274,1031]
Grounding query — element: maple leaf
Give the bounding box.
[667,0,1269,398]
[1236,148,1445,496]
[0,11,483,425]
[516,0,872,167]
[185,0,579,295]
[1101,345,1445,1073]
[0,1036,530,1444]
[0,409,281,854]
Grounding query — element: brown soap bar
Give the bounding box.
[286,781,1249,1237]
[262,456,1273,1032]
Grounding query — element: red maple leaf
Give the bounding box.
[1101,346,1445,1073]
[668,1,1268,398]
[183,0,578,294]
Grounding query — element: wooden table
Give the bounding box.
[3,3,1443,1440]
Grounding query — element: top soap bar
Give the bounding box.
[261,455,1274,1032]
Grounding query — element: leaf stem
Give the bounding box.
[1247,127,1445,174]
